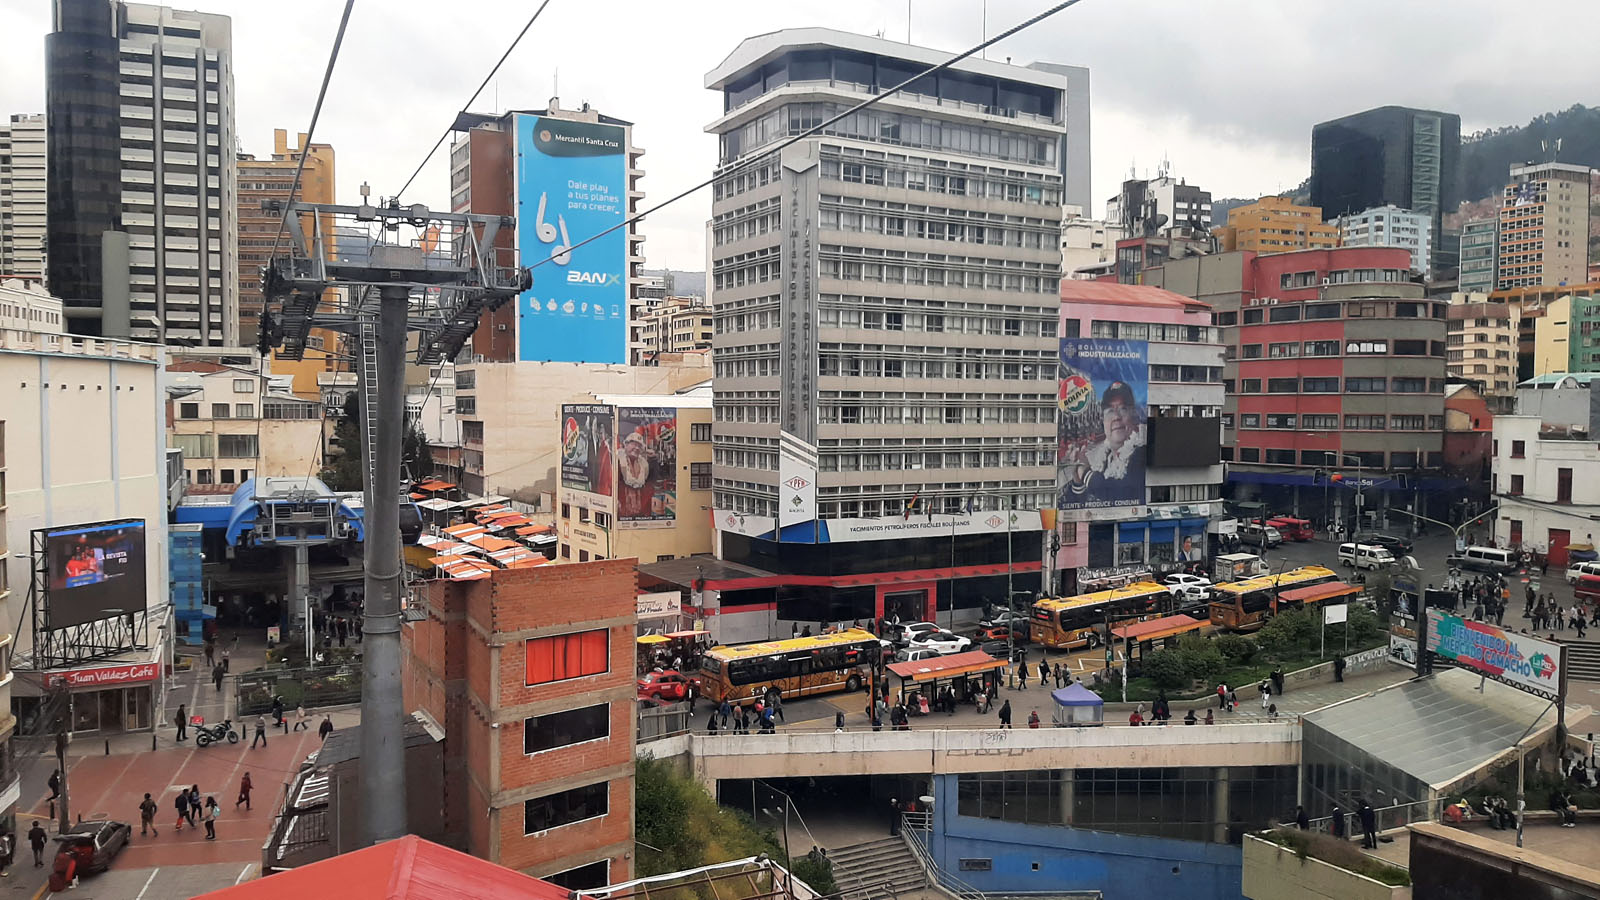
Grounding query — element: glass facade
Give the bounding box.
[721,101,1058,167]
[955,766,1296,844]
[1302,719,1427,818]
[46,0,123,317]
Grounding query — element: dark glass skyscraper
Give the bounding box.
[46,0,122,330]
[1310,106,1460,278]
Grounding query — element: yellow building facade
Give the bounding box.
[1214,196,1339,255]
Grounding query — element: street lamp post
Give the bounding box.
[1324,452,1367,534]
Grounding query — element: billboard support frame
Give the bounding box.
[24,524,151,672]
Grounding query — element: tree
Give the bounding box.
[1142,649,1188,690]
[1175,633,1224,685]
[320,390,432,491]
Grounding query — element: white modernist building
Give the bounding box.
[1492,373,1600,561]
[1337,204,1433,278]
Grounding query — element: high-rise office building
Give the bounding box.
[0,114,48,283]
[46,0,237,345]
[1335,204,1432,276]
[1497,162,1593,291]
[1105,170,1212,238]
[1310,106,1460,278]
[702,29,1076,636]
[237,129,338,398]
[1458,217,1498,294]
[1213,197,1339,255]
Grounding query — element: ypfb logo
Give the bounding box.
[1528,651,1557,680]
[1059,374,1093,414]
[783,475,810,491]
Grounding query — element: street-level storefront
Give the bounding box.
[16,661,161,735]
[1087,516,1209,576]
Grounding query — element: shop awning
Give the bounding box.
[416,498,460,512]
[434,558,497,580]
[1278,582,1361,605]
[887,650,1006,684]
[637,635,670,645]
[1112,614,1206,643]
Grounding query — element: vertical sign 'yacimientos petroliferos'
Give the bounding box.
[515,114,627,363]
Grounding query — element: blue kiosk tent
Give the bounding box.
[1050,683,1104,727]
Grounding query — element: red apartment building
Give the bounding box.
[1150,246,1451,528]
[402,560,637,889]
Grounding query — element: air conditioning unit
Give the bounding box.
[1321,278,1331,286]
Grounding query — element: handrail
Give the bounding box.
[1302,797,1446,837]
[900,815,984,900]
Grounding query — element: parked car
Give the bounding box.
[1238,522,1283,548]
[906,630,972,655]
[636,669,700,702]
[889,621,942,646]
[1162,573,1213,602]
[1353,533,1412,555]
[979,609,1028,629]
[52,820,131,875]
[977,639,1012,658]
[1565,561,1600,584]
[894,647,942,664]
[973,624,1028,644]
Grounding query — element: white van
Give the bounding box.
[1568,561,1600,584]
[1447,546,1517,574]
[1339,542,1395,570]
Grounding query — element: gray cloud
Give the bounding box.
[2,0,1593,269]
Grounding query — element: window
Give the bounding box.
[172,434,213,458]
[1268,342,1298,358]
[1267,378,1298,393]
[525,630,609,685]
[1511,440,1525,459]
[1345,340,1387,354]
[1390,415,1425,430]
[525,703,610,755]
[1345,377,1386,393]
[690,462,712,491]
[195,469,213,484]
[1302,377,1338,393]
[1265,449,1296,465]
[1305,303,1341,320]
[211,403,231,419]
[690,422,712,442]
[561,503,571,519]
[579,507,591,523]
[1268,306,1301,323]
[1393,340,1427,356]
[1302,415,1338,430]
[1243,309,1264,324]
[1510,474,1525,496]
[1344,415,1386,430]
[524,782,609,834]
[220,469,235,484]
[179,402,200,419]
[1242,344,1263,359]
[233,379,253,393]
[1238,448,1260,462]
[218,434,258,458]
[1241,414,1260,428]
[1265,414,1296,429]
[594,512,611,529]
[1241,379,1261,393]
[1303,341,1339,357]
[234,404,255,419]
[1558,468,1573,504]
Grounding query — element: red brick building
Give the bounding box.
[1442,383,1493,486]
[403,560,637,888]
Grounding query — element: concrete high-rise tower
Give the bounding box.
[46,0,237,344]
[0,114,48,283]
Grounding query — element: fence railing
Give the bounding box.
[236,664,362,715]
[639,702,692,742]
[900,816,995,900]
[1302,797,1447,846]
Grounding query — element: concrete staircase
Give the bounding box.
[827,837,929,900]
[1565,640,1600,683]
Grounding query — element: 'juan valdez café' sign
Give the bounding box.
[46,662,160,689]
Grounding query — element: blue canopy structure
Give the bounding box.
[1051,682,1104,726]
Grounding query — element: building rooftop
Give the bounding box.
[1060,280,1211,310]
[1517,372,1600,389]
[705,26,1071,91]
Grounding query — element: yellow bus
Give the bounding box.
[1208,566,1340,632]
[1029,582,1170,650]
[697,629,880,706]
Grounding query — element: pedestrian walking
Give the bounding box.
[1358,800,1377,848]
[222,644,232,672]
[204,796,219,840]
[769,689,784,723]
[1270,668,1284,697]
[1259,681,1271,709]
[188,785,201,826]
[1204,709,1214,724]
[1039,659,1049,687]
[27,822,46,867]
[251,715,268,748]
[236,772,253,811]
[292,704,309,731]
[1295,806,1309,830]
[1331,805,1347,839]
[1217,683,1227,709]
[212,662,226,692]
[175,790,190,831]
[719,699,732,729]
[835,711,846,732]
[998,699,1012,729]
[319,714,334,740]
[1333,657,1346,683]
[204,637,216,669]
[175,703,188,741]
[139,793,159,837]
[271,696,286,731]
[1028,709,1040,728]
[706,711,719,735]
[46,770,60,810]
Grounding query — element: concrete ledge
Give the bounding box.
[1242,834,1406,900]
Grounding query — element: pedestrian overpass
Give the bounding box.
[641,721,1300,788]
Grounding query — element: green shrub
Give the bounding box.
[790,855,837,895]
[1175,634,1224,685]
[1261,829,1410,887]
[1142,649,1189,689]
[1214,634,1256,664]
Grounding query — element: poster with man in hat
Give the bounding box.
[1057,339,1148,511]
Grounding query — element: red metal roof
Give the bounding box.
[1059,280,1212,310]
[197,835,570,900]
[1111,614,1206,642]
[887,650,1006,682]
[1278,582,1360,604]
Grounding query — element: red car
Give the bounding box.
[637,669,700,702]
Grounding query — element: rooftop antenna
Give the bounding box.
[982,0,988,59]
[908,0,912,42]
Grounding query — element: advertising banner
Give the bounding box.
[560,404,615,511]
[778,435,818,532]
[1057,339,1148,519]
[823,510,1043,543]
[1426,610,1563,700]
[616,407,677,527]
[515,114,628,363]
[637,591,682,620]
[41,520,147,630]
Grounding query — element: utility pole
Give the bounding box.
[263,197,528,846]
[54,729,69,833]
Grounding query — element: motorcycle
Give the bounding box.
[194,719,240,747]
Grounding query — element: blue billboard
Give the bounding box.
[1057,338,1148,514]
[514,114,628,363]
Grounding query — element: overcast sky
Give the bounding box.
[2,0,1595,271]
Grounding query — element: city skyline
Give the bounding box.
[3,0,1594,274]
